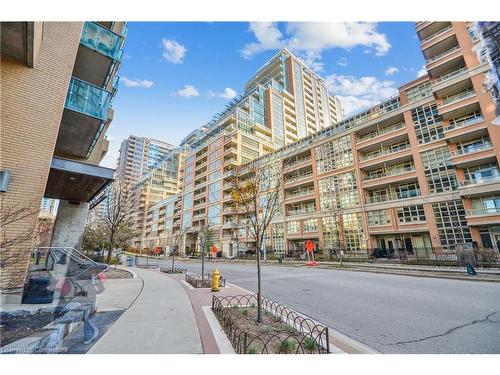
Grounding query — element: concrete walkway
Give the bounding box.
[89,267,202,354]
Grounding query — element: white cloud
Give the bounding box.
[385,66,399,76]
[162,39,187,64]
[240,22,284,59]
[417,64,428,78]
[120,77,154,88]
[337,57,348,67]
[208,87,237,100]
[176,85,200,98]
[240,22,390,72]
[325,74,398,116]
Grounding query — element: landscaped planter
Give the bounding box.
[212,294,330,354]
[185,272,226,288]
[160,267,187,274]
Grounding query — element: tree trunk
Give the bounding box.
[256,244,263,323]
[106,231,114,265]
[201,241,205,279]
[172,246,175,271]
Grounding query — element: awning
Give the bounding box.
[44,157,114,203]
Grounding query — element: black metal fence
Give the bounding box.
[212,294,330,354]
[185,272,226,288]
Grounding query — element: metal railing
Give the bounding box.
[467,207,500,215]
[459,174,500,186]
[447,114,484,130]
[433,67,468,84]
[426,45,461,64]
[366,189,421,203]
[359,142,411,161]
[185,272,225,288]
[363,165,416,181]
[212,294,330,354]
[440,88,476,107]
[420,25,453,44]
[357,121,406,142]
[452,142,493,156]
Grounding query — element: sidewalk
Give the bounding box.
[88,266,202,354]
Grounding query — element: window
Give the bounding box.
[303,218,317,232]
[432,200,472,249]
[287,221,300,234]
[411,104,444,144]
[272,223,285,255]
[207,205,221,225]
[397,205,426,223]
[315,135,353,173]
[420,147,457,193]
[367,210,391,226]
[464,162,500,183]
[208,181,221,203]
[342,213,366,251]
[182,192,193,211]
[406,82,433,103]
[181,211,192,230]
[318,171,359,210]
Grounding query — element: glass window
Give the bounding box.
[315,135,353,173]
[411,104,444,144]
[208,181,221,203]
[287,221,300,234]
[397,205,426,223]
[367,210,391,226]
[420,147,457,193]
[303,218,317,232]
[432,200,472,249]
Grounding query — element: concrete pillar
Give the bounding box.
[50,200,89,250]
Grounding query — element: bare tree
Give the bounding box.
[100,180,139,265]
[0,201,44,290]
[229,154,289,323]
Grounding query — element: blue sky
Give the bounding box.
[102,22,426,168]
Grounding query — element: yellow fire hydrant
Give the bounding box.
[211,269,220,292]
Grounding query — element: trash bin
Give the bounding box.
[127,256,133,267]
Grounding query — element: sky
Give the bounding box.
[102,22,427,168]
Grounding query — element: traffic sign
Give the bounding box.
[211,245,217,254]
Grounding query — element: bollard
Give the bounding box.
[211,268,220,292]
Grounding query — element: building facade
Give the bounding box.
[0,21,126,301]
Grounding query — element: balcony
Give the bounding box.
[55,77,112,159]
[420,25,455,51]
[444,113,487,142]
[438,88,478,119]
[358,142,412,169]
[466,207,500,226]
[283,155,312,172]
[284,187,316,203]
[426,45,463,78]
[284,170,314,188]
[362,167,417,189]
[366,188,421,204]
[356,122,407,150]
[458,174,500,197]
[73,22,124,87]
[286,206,316,217]
[450,143,496,168]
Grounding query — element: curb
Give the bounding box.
[201,306,235,354]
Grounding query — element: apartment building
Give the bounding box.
[115,135,177,189]
[130,149,184,249]
[158,21,497,259]
[0,21,126,302]
[155,49,342,256]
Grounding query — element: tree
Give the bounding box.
[0,201,45,291]
[81,224,107,258]
[197,224,215,279]
[229,154,289,323]
[100,180,139,265]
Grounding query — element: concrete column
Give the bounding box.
[50,200,89,250]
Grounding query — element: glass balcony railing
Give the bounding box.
[65,77,111,120]
[367,189,420,204]
[80,21,124,60]
[287,207,316,216]
[447,113,484,130]
[363,165,416,181]
[359,142,410,161]
[433,67,468,84]
[357,121,406,142]
[420,25,454,44]
[460,174,500,186]
[453,142,493,155]
[112,75,120,90]
[439,88,476,107]
[286,188,315,199]
[467,207,500,216]
[426,45,461,64]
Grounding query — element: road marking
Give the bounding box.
[202,306,235,354]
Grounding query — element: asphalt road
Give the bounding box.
[140,257,500,354]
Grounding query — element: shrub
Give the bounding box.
[279,338,296,354]
[247,345,258,354]
[303,336,318,351]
